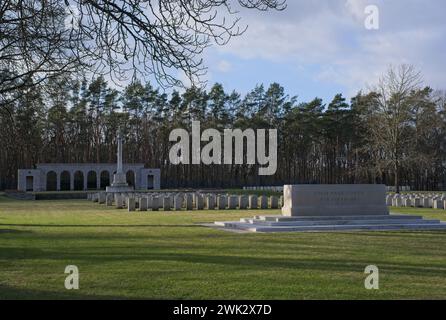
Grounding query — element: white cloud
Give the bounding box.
[216,60,232,73]
[214,0,446,94]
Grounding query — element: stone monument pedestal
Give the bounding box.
[106,173,134,193]
[213,184,446,233]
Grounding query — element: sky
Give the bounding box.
[199,0,446,104]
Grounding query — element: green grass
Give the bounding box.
[0,195,445,299]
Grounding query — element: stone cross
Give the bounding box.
[116,127,123,174]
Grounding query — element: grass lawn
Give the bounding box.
[0,195,445,299]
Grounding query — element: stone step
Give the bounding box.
[253,214,424,222]
[240,218,441,226]
[216,221,446,233]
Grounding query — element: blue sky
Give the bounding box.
[199,0,446,104]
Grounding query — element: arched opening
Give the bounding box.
[74,171,84,190]
[60,171,70,191]
[147,175,154,190]
[87,171,97,189]
[100,171,110,189]
[126,170,135,187]
[26,176,34,191]
[46,171,57,191]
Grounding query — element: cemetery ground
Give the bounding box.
[0,195,445,299]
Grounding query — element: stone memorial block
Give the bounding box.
[239,196,249,209]
[93,193,99,202]
[270,196,279,209]
[282,184,388,217]
[249,195,258,209]
[259,196,268,209]
[127,198,136,212]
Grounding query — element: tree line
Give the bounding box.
[1,65,446,191]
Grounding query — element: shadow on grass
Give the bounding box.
[0,223,200,228]
[1,246,445,278]
[0,229,32,234]
[0,284,142,300]
[326,231,446,238]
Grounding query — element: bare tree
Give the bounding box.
[0,0,84,109]
[0,0,286,111]
[368,64,423,193]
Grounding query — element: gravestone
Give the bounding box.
[185,194,193,210]
[249,195,258,209]
[433,200,444,209]
[174,194,183,210]
[270,196,278,209]
[217,195,227,210]
[403,198,412,207]
[386,195,392,206]
[259,196,268,209]
[127,198,136,212]
[115,194,124,209]
[106,193,113,206]
[413,198,422,208]
[152,196,160,211]
[228,196,238,209]
[206,195,216,210]
[195,194,204,210]
[146,195,153,210]
[239,196,249,209]
[421,198,430,208]
[140,197,148,211]
[282,184,388,217]
[163,196,171,211]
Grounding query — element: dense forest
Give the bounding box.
[1,66,446,191]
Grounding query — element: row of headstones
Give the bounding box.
[386,193,446,209]
[386,186,411,192]
[88,192,284,212]
[243,186,283,192]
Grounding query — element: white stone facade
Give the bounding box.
[17,163,160,192]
